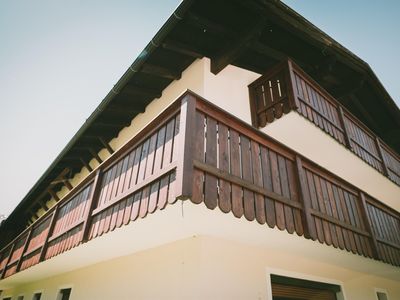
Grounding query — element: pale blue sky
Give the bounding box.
[0,1,398,215]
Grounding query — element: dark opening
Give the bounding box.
[59,288,72,300]
[32,293,42,300]
[271,274,340,300]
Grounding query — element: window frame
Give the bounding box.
[266,268,346,300]
[375,288,389,300]
[56,285,73,300]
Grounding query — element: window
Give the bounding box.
[270,274,340,300]
[377,291,388,300]
[58,288,72,300]
[32,293,42,300]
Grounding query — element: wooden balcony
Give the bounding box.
[248,60,400,186]
[0,91,399,280]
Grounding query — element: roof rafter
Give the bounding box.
[211,19,266,74]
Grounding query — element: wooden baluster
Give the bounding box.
[295,155,317,240]
[286,59,300,111]
[15,227,34,272]
[358,192,380,260]
[38,205,60,262]
[337,106,353,150]
[375,137,389,177]
[81,169,104,243]
[175,93,197,199]
[0,243,15,279]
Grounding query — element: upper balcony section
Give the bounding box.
[248,60,400,186]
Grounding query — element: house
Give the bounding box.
[0,0,399,299]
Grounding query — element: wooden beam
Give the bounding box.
[211,19,266,74]
[81,170,103,243]
[89,148,102,164]
[140,63,181,80]
[38,205,59,262]
[47,188,60,201]
[250,41,287,62]
[99,137,114,155]
[162,39,203,59]
[38,199,49,211]
[358,192,380,259]
[16,227,33,272]
[122,84,161,99]
[186,12,233,37]
[375,137,389,176]
[80,158,93,173]
[333,77,365,99]
[0,243,15,279]
[175,93,197,199]
[105,105,144,115]
[295,155,317,240]
[92,121,128,128]
[64,179,73,191]
[311,55,337,79]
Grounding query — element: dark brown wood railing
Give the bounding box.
[0,99,183,279]
[0,91,399,280]
[189,97,399,265]
[248,60,400,186]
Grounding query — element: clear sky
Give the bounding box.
[0,0,399,216]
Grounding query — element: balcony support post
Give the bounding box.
[358,192,380,260]
[81,169,104,243]
[286,59,300,110]
[15,227,33,273]
[38,205,60,262]
[0,243,15,279]
[175,93,197,200]
[375,137,389,177]
[295,155,317,240]
[337,106,353,150]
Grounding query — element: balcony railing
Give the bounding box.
[0,91,399,280]
[248,60,400,186]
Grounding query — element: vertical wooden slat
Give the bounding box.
[295,156,317,240]
[270,151,285,230]
[191,111,205,204]
[241,135,255,221]
[260,147,276,228]
[251,141,266,224]
[230,129,244,218]
[279,156,295,234]
[38,205,60,262]
[81,170,103,243]
[359,192,380,259]
[218,124,231,213]
[204,117,218,209]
